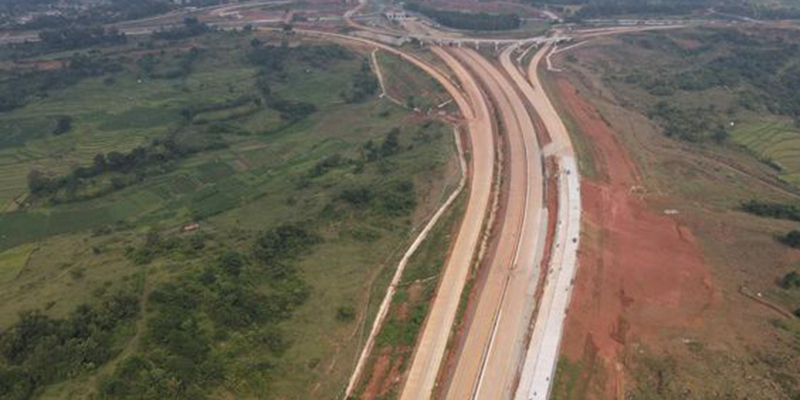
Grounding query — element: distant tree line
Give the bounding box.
[2,0,173,30]
[0,293,140,399]
[38,25,126,51]
[152,17,211,41]
[574,0,711,19]
[0,53,122,112]
[406,3,521,31]
[27,134,225,203]
[740,199,800,221]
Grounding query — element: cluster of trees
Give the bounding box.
[0,293,140,399]
[781,271,800,290]
[253,224,321,278]
[780,230,800,249]
[741,199,800,221]
[341,61,378,103]
[126,231,206,265]
[52,115,73,135]
[647,101,728,143]
[0,53,122,112]
[247,43,347,121]
[27,136,213,202]
[181,94,258,122]
[406,3,521,31]
[99,224,318,399]
[152,17,210,41]
[138,47,202,80]
[363,128,402,161]
[574,0,710,19]
[338,180,417,217]
[38,25,126,51]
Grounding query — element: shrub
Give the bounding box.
[741,199,800,221]
[336,306,356,322]
[781,271,800,289]
[781,231,800,248]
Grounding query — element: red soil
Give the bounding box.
[555,78,718,397]
[361,348,393,400]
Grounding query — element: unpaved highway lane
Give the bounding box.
[444,48,546,400]
[398,45,496,400]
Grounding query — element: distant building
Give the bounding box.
[384,10,409,21]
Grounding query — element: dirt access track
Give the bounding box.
[551,69,716,398]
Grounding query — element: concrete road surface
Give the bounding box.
[513,43,582,400]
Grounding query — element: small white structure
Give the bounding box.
[384,10,409,21]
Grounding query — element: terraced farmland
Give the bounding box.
[732,119,800,185]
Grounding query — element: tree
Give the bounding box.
[336,306,356,322]
[781,271,800,289]
[783,230,800,248]
[93,153,107,172]
[27,169,51,194]
[218,251,246,276]
[52,115,73,135]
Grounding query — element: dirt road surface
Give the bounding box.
[398,46,496,400]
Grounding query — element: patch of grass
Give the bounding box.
[551,357,585,400]
[376,50,451,110]
[0,243,36,283]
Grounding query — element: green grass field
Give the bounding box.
[0,31,457,400]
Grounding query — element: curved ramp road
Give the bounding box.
[399,46,496,400]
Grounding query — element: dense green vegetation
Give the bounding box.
[647,101,728,143]
[99,225,315,399]
[0,28,456,399]
[0,0,173,30]
[0,293,140,399]
[406,3,521,31]
[623,30,800,124]
[741,199,800,221]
